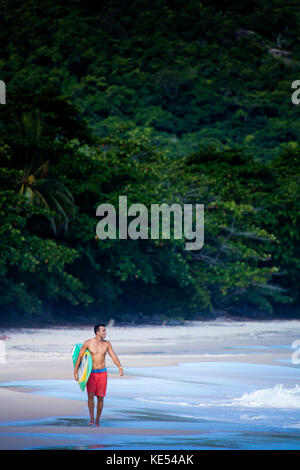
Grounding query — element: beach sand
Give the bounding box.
[0,320,299,450]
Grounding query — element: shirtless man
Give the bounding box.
[74,323,123,426]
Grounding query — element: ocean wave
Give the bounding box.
[232,384,300,409]
[135,384,300,410]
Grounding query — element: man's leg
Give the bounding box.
[95,396,104,425]
[88,393,95,424]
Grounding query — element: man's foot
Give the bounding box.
[88,419,95,426]
[95,420,100,426]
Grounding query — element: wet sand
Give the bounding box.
[0,321,299,449]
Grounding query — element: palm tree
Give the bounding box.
[18,110,76,235]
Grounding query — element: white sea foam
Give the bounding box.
[135,397,196,407]
[283,422,300,429]
[232,384,300,409]
[240,414,266,421]
[135,384,300,410]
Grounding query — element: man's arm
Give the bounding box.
[107,341,124,376]
[74,341,89,381]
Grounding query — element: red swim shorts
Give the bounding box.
[86,370,108,397]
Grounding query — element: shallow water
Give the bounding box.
[1,361,300,449]
[1,320,300,449]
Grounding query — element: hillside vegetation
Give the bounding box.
[0,0,299,323]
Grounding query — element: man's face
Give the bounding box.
[97,326,106,338]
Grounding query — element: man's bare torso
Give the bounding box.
[86,338,109,369]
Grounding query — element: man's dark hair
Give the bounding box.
[94,323,106,334]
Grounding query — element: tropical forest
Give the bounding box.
[0,0,299,325]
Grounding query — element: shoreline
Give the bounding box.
[0,349,293,383]
[1,312,300,331]
[0,320,299,449]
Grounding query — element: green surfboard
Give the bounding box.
[72,343,93,391]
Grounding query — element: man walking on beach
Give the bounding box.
[74,323,124,426]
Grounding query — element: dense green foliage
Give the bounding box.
[0,88,299,322]
[0,0,299,322]
[1,0,300,161]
